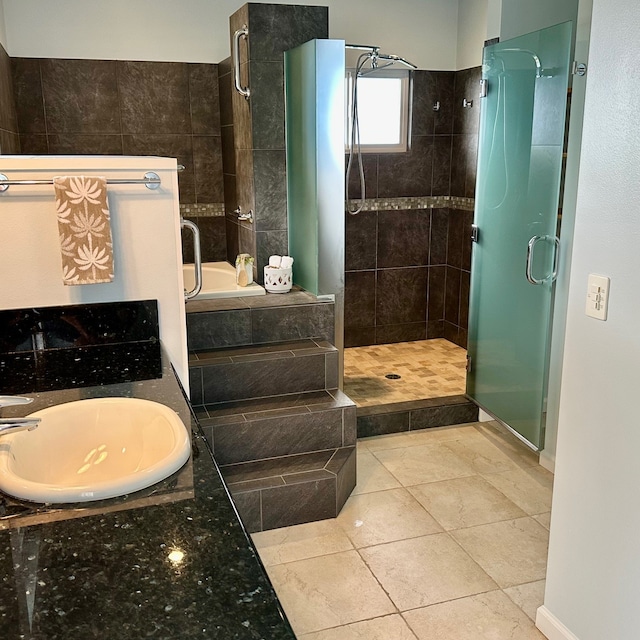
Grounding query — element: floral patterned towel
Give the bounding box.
[53,176,114,285]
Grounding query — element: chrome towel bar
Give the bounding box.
[0,171,162,193]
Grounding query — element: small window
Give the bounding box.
[345,69,412,153]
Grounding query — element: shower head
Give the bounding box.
[376,53,417,70]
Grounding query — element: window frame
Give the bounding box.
[345,68,413,154]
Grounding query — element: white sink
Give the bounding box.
[0,397,191,503]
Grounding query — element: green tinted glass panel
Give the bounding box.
[467,22,572,448]
[285,42,319,293]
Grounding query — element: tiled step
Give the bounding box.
[220,447,357,533]
[186,289,334,351]
[356,394,479,438]
[189,339,339,405]
[195,389,356,465]
[194,388,357,533]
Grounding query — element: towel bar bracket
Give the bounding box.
[0,171,162,192]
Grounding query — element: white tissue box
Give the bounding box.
[264,266,292,293]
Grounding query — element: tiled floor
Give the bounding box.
[343,339,467,407]
[252,421,553,639]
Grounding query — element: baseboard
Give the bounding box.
[536,606,581,640]
[539,450,556,474]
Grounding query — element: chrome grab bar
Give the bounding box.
[526,235,560,285]
[181,218,202,300]
[233,25,250,100]
[0,171,161,193]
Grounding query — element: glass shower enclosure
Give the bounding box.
[467,22,573,449]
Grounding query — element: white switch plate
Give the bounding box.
[586,274,610,320]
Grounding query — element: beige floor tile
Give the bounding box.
[533,512,551,530]
[251,519,353,567]
[473,421,540,468]
[451,517,549,588]
[504,580,546,621]
[403,590,546,639]
[373,443,476,486]
[359,533,497,611]
[408,476,526,531]
[299,614,418,640]
[352,449,402,495]
[337,488,442,548]
[483,466,553,515]
[443,432,519,474]
[362,425,480,453]
[266,550,395,635]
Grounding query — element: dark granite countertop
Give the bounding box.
[0,346,296,640]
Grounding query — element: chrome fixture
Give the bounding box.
[526,235,560,285]
[233,25,250,99]
[181,218,202,300]
[493,48,554,78]
[0,396,40,436]
[0,171,161,193]
[345,44,417,216]
[432,101,441,111]
[234,206,254,223]
[463,98,474,108]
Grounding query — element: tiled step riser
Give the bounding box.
[201,405,356,466]
[190,350,338,405]
[227,447,357,533]
[187,303,335,351]
[357,399,479,438]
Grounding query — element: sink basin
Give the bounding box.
[0,397,191,503]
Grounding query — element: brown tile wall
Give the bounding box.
[11,57,225,262]
[228,2,329,282]
[344,66,480,349]
[0,42,19,153]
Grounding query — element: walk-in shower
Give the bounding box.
[345,44,417,215]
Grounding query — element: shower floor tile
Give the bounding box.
[343,339,467,407]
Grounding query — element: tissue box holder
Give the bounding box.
[264,267,292,293]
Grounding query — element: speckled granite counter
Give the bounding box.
[0,346,296,640]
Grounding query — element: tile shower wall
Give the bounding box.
[11,57,226,262]
[228,3,329,282]
[0,42,19,154]
[345,67,480,349]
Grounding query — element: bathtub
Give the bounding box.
[182,261,266,299]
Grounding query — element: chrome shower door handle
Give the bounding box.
[550,235,560,282]
[233,25,250,99]
[526,235,560,285]
[181,218,202,300]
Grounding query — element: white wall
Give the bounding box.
[3,0,458,70]
[456,0,487,69]
[537,1,640,639]
[500,0,579,40]
[0,0,7,48]
[0,156,188,389]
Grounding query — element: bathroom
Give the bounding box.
[4,0,639,639]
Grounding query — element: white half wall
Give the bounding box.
[0,156,188,389]
[541,1,640,639]
[456,0,487,69]
[3,0,458,70]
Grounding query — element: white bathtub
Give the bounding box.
[182,261,265,299]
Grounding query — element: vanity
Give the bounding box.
[0,301,296,639]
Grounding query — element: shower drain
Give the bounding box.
[385,373,401,380]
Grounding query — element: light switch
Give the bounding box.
[585,274,610,320]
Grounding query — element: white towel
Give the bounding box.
[268,255,282,268]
